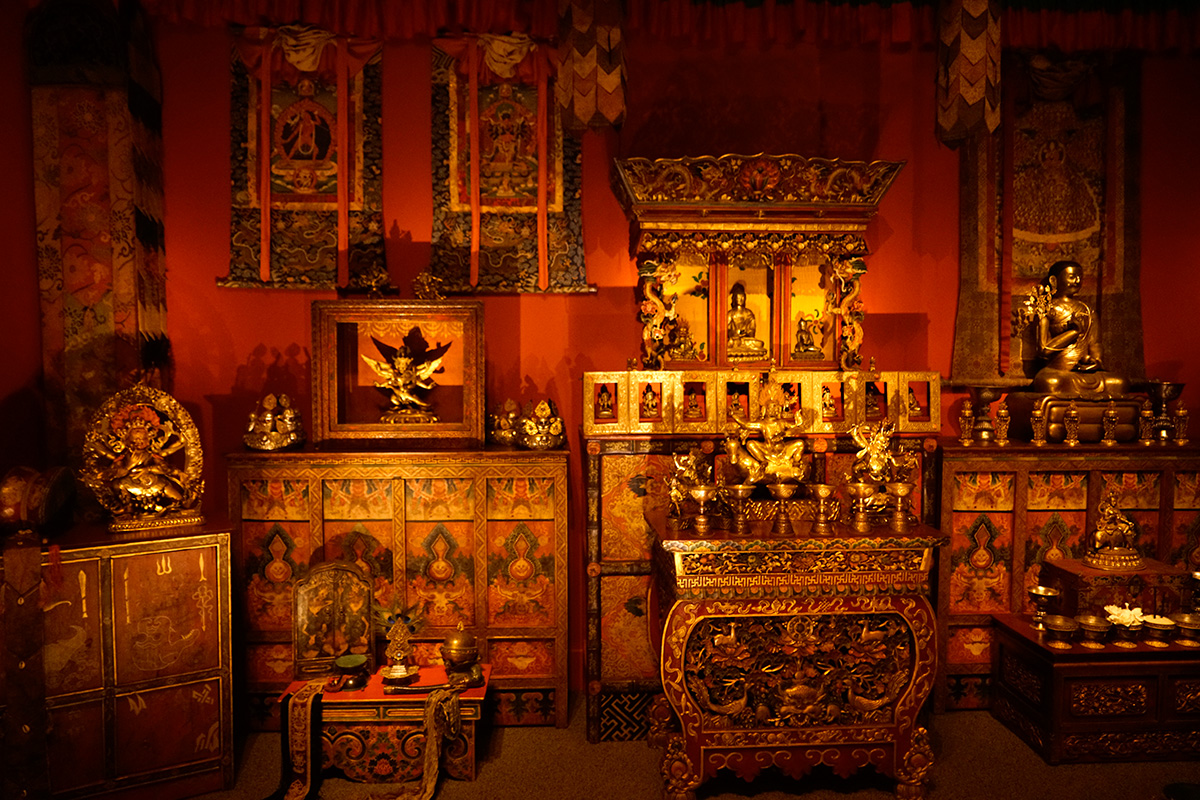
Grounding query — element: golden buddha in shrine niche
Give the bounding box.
[726,282,766,357]
[1026,260,1128,399]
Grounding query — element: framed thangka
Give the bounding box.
[220,25,385,290]
[431,36,590,293]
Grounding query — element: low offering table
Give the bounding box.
[990,613,1200,764]
[274,665,490,799]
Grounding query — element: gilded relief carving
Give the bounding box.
[682,612,914,729]
[1001,652,1043,706]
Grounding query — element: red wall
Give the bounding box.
[3,5,1199,689]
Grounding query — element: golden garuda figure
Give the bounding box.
[361,329,452,424]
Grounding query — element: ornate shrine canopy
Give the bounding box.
[134,0,1200,52]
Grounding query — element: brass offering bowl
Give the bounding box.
[1111,622,1143,649]
[1142,617,1177,648]
[1170,613,1200,647]
[1074,614,1111,649]
[1042,614,1078,650]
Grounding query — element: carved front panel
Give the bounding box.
[1068,681,1149,717]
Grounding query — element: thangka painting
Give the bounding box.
[431,36,590,293]
[220,25,384,289]
[951,52,1144,384]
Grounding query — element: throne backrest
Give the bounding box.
[292,561,375,680]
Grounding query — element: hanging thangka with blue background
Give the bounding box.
[220,25,385,290]
[431,36,590,293]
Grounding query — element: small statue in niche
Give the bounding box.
[726,282,767,357]
[907,386,923,416]
[1014,259,1129,399]
[792,311,823,357]
[821,385,837,419]
[682,385,705,420]
[360,329,452,424]
[595,384,615,418]
[640,383,661,419]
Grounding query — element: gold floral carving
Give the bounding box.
[661,734,700,800]
[1070,683,1148,716]
[615,155,904,207]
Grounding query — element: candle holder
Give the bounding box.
[726,483,756,535]
[767,482,799,536]
[810,483,836,536]
[689,484,718,534]
[845,482,877,533]
[1028,585,1060,631]
[885,481,915,533]
[1146,378,1185,442]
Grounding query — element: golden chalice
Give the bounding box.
[726,483,756,535]
[885,481,915,532]
[1028,585,1060,631]
[768,482,799,536]
[689,484,718,534]
[845,482,877,533]
[809,483,836,536]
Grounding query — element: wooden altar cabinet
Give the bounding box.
[990,613,1200,764]
[649,510,945,800]
[938,441,1200,712]
[226,449,569,730]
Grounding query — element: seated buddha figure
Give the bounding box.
[726,282,767,356]
[1029,260,1128,399]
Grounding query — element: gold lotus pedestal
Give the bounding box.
[650,510,945,800]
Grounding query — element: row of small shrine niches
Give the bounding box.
[582,369,942,437]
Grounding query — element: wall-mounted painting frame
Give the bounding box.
[312,300,485,447]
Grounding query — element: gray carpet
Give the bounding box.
[194,697,1200,800]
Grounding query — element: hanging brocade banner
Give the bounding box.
[219,25,385,290]
[431,36,591,294]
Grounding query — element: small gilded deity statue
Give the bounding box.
[1082,488,1144,571]
[726,282,767,357]
[640,383,661,419]
[361,331,452,424]
[595,384,615,418]
[244,393,306,451]
[1018,260,1129,399]
[724,381,806,485]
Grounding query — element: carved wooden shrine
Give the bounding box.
[649,510,944,799]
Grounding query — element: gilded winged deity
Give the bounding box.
[360,330,452,424]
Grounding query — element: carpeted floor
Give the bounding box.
[194,696,1200,800]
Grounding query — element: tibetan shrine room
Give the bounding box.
[3,1,1200,799]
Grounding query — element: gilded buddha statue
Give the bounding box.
[1027,259,1128,399]
[726,282,767,357]
[1009,259,1139,442]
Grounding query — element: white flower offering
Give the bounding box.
[1104,603,1145,626]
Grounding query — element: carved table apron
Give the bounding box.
[651,513,944,800]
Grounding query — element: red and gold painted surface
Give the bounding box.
[227,450,569,729]
[279,665,489,790]
[599,574,658,682]
[654,515,941,800]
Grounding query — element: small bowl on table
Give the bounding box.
[1141,616,1176,648]
[1074,614,1111,650]
[1042,614,1079,650]
[1111,622,1143,649]
[1170,613,1200,647]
